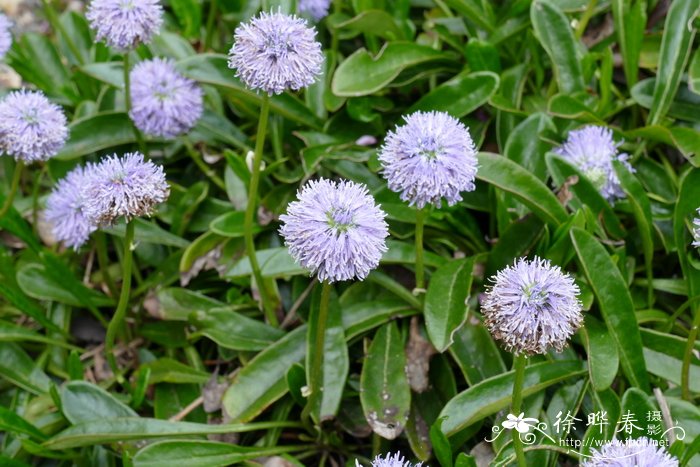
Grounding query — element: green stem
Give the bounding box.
[415,208,425,292]
[575,0,598,39]
[185,141,226,190]
[0,160,24,219]
[123,53,147,156]
[41,0,84,65]
[105,221,135,379]
[203,0,218,51]
[681,306,700,401]
[310,281,332,410]
[511,354,527,467]
[95,232,118,298]
[244,94,277,325]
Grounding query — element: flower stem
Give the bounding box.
[414,207,425,292]
[511,354,527,467]
[123,53,147,156]
[0,160,24,219]
[244,94,276,326]
[105,220,135,379]
[310,281,332,412]
[681,306,700,401]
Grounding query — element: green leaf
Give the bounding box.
[430,419,453,467]
[0,320,77,349]
[611,0,646,87]
[190,308,284,351]
[209,211,259,237]
[647,0,700,124]
[530,0,584,93]
[449,318,506,385]
[673,169,700,313]
[631,78,700,123]
[341,299,415,339]
[619,388,660,441]
[425,257,475,353]
[16,263,113,308]
[306,285,349,423]
[333,10,406,41]
[504,112,555,181]
[360,322,411,440]
[170,0,201,39]
[44,418,296,450]
[133,441,302,467]
[105,218,189,248]
[0,343,51,394]
[581,315,619,392]
[332,42,454,97]
[690,47,700,95]
[0,406,47,440]
[152,288,224,321]
[626,124,700,166]
[79,62,123,87]
[442,0,495,32]
[546,153,625,238]
[438,360,586,436]
[570,228,650,391]
[476,152,568,226]
[61,381,137,424]
[409,71,499,117]
[56,112,135,160]
[143,358,211,385]
[222,327,306,422]
[177,54,322,129]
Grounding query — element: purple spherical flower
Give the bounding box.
[481,257,583,355]
[45,165,97,250]
[86,0,163,50]
[82,152,169,226]
[582,437,678,467]
[356,452,422,467]
[379,111,478,209]
[279,178,389,283]
[0,13,12,60]
[298,0,331,21]
[228,10,324,95]
[0,90,68,163]
[554,125,632,203]
[693,208,700,248]
[129,58,203,138]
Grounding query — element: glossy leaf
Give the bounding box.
[581,315,619,392]
[61,381,137,424]
[190,307,284,351]
[409,71,499,117]
[56,112,135,160]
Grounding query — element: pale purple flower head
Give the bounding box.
[582,437,678,467]
[693,207,700,248]
[228,10,324,95]
[298,0,331,21]
[481,257,583,355]
[0,90,68,163]
[356,452,422,467]
[554,125,632,203]
[86,0,163,50]
[129,58,203,139]
[82,152,169,226]
[45,165,98,250]
[379,111,478,209]
[279,178,389,283]
[0,14,12,60]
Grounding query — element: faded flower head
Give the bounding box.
[298,0,331,21]
[86,0,163,50]
[379,111,478,209]
[693,207,700,249]
[481,257,583,355]
[0,89,68,163]
[582,437,678,467]
[129,58,203,138]
[0,14,12,60]
[45,165,98,250]
[279,178,389,283]
[82,152,169,226]
[554,125,632,203]
[356,452,422,467]
[228,10,324,95]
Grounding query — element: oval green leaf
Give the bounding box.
[409,71,499,117]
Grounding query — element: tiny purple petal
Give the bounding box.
[228,10,324,95]
[298,0,331,21]
[129,58,203,138]
[481,257,583,355]
[86,0,163,50]
[554,125,632,203]
[379,111,478,209]
[279,178,389,283]
[82,152,169,226]
[582,437,678,467]
[0,13,13,60]
[0,89,68,163]
[45,165,98,250]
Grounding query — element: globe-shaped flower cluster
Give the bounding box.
[582,437,678,467]
[86,0,163,50]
